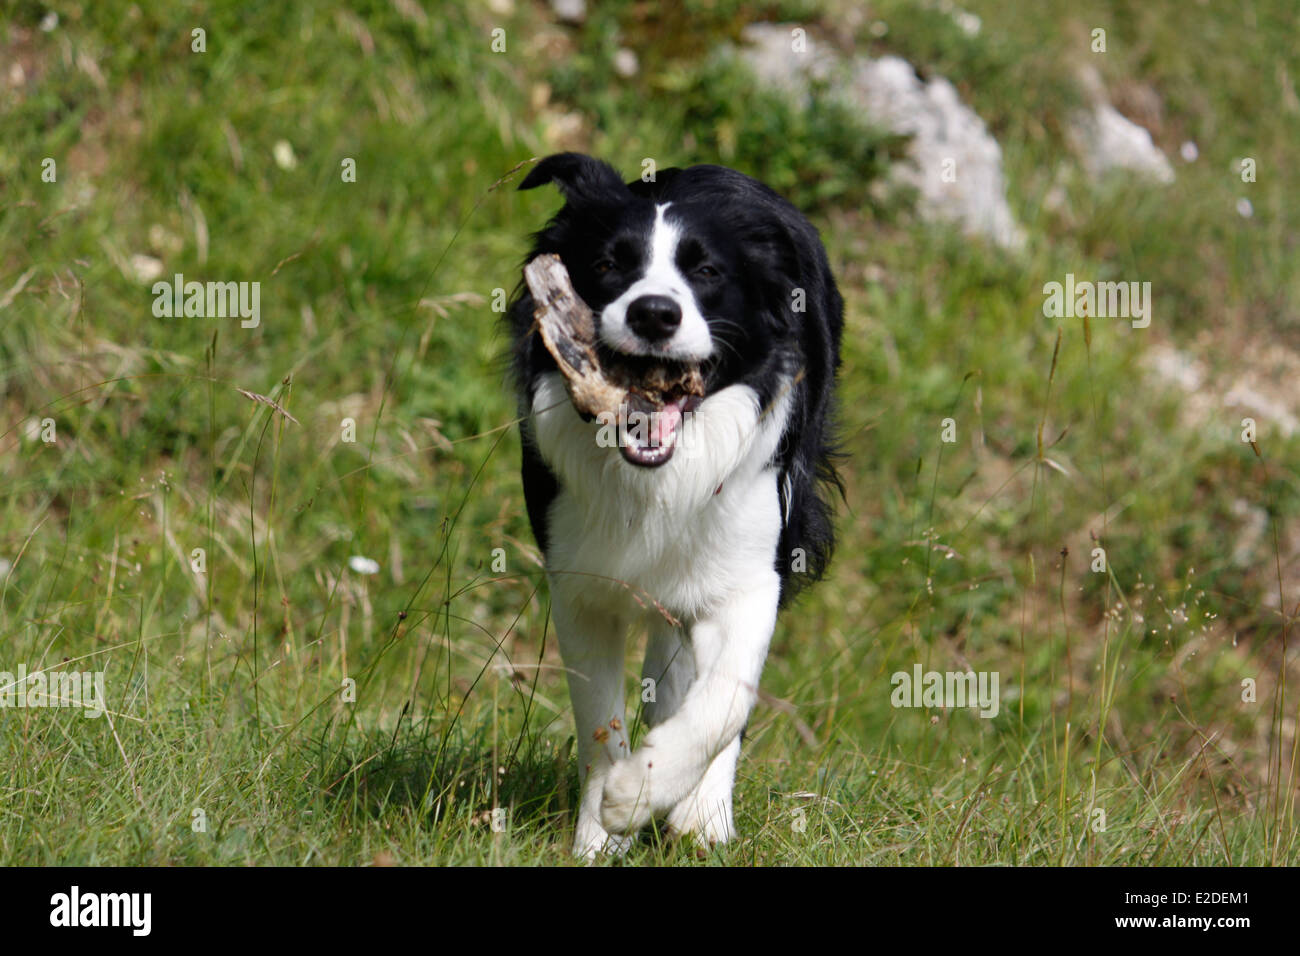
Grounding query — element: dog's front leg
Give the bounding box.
[642,623,740,846]
[552,593,634,859]
[601,571,780,837]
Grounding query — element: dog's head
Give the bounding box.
[511,152,842,467]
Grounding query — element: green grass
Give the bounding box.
[1,0,1296,865]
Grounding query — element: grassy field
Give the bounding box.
[1,0,1297,865]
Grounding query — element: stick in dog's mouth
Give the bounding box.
[525,253,706,467]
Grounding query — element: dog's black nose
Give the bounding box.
[626,295,682,341]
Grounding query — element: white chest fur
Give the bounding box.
[530,372,789,619]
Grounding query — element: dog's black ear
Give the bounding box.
[519,153,628,205]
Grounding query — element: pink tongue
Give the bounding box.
[649,401,683,447]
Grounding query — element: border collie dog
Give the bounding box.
[508,153,843,857]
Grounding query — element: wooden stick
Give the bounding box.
[525,253,626,418]
[524,253,706,418]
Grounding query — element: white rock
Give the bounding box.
[1070,102,1175,184]
[1143,342,1300,439]
[739,23,835,92]
[1228,499,1268,567]
[930,0,981,37]
[739,24,1025,249]
[550,0,586,24]
[1223,383,1297,436]
[1143,343,1205,392]
[852,57,1024,248]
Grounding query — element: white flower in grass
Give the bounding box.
[129,254,164,283]
[952,11,981,37]
[273,140,297,170]
[1179,141,1198,162]
[348,555,380,575]
[1236,198,1254,218]
[613,48,638,78]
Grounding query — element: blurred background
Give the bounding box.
[1,0,1297,864]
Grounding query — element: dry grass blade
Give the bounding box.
[235,387,300,425]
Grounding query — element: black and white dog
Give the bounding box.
[508,153,843,857]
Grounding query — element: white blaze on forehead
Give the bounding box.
[644,203,684,290]
[598,202,713,361]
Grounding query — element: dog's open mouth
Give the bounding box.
[600,349,705,467]
[523,255,707,467]
[615,389,704,467]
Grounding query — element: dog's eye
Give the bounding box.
[593,258,616,275]
[695,264,720,279]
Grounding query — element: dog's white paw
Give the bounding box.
[664,736,740,848]
[666,795,735,847]
[600,750,661,835]
[572,826,634,861]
